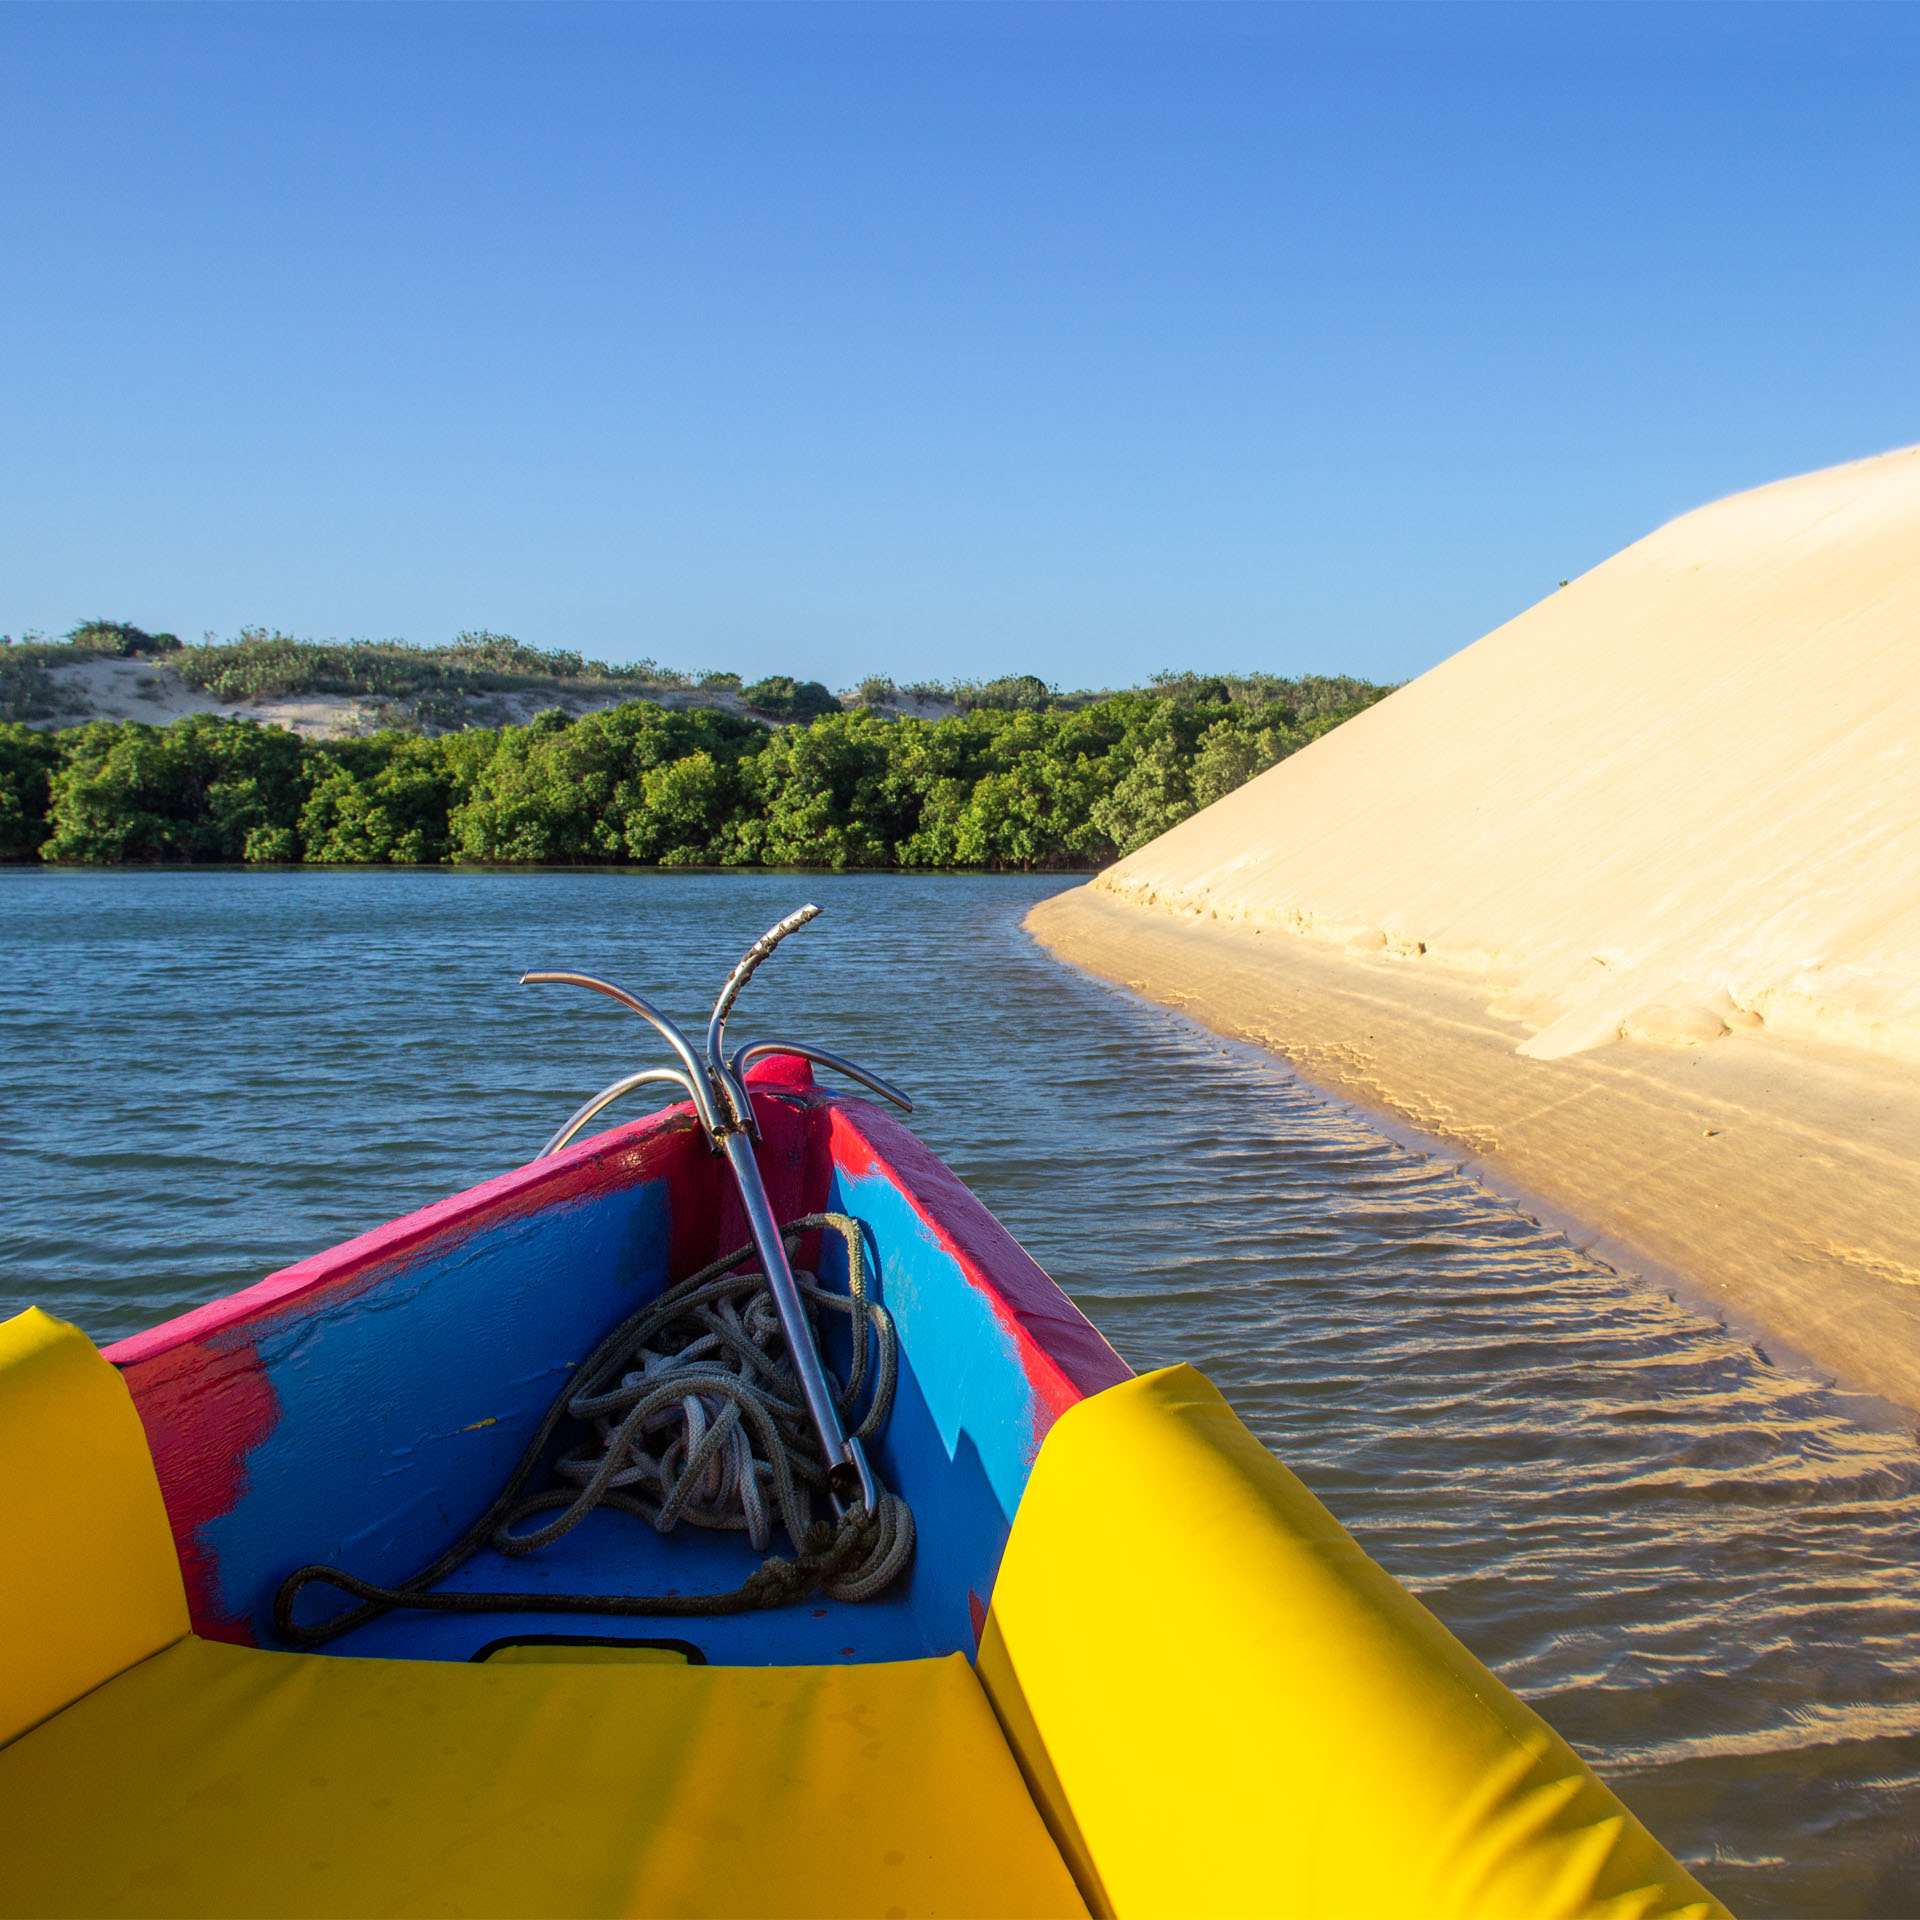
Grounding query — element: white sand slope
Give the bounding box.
[27,656,774,741]
[1100,444,1920,1064]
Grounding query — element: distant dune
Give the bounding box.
[1032,447,1920,1413]
[19,654,779,741]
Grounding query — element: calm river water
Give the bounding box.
[6,868,1918,1914]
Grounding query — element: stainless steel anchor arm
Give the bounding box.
[729,1041,913,1113]
[706,903,821,1133]
[519,971,724,1137]
[536,1067,706,1160]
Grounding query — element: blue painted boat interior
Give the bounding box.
[224,1135,1050,1667]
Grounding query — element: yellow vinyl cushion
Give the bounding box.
[0,1309,188,1747]
[0,1636,1086,1920]
[977,1365,1728,1920]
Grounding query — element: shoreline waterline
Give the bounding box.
[1026,926,1917,1445]
[1027,883,1920,1426]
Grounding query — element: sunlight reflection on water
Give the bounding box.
[5,867,1917,1915]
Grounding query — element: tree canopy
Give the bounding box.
[7,683,1386,868]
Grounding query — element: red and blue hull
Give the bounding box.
[104,1053,1131,1667]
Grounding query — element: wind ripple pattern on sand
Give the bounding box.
[3,868,1917,1917]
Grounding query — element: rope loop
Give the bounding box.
[274,1213,914,1648]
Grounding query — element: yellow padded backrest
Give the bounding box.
[978,1365,1727,1920]
[0,1309,189,1747]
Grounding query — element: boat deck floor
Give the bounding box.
[327,1505,941,1666]
[0,1634,1085,1920]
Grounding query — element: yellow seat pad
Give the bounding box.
[0,1637,1085,1920]
[0,1309,188,1747]
[979,1366,1725,1920]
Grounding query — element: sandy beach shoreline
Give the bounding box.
[1030,884,1920,1422]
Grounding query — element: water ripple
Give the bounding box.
[3,867,1918,1915]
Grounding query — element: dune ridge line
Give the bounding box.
[1094,443,1920,1067]
[1030,444,1920,1414]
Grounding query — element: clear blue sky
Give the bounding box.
[3,1,1916,689]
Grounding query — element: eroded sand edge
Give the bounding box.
[1029,884,1920,1421]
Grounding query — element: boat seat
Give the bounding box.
[0,1635,1083,1919]
[0,1312,1083,1919]
[0,1308,191,1749]
[1,1307,1725,1920]
[977,1365,1726,1920]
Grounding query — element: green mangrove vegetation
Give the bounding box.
[0,627,1390,868]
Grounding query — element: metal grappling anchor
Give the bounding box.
[274,905,917,1645]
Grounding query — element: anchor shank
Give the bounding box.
[717,1127,862,1515]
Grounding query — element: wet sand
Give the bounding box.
[1029,884,1920,1420]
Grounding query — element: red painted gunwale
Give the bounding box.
[103,1112,711,1371]
[827,1102,1129,1411]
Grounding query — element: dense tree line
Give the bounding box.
[0,684,1384,870]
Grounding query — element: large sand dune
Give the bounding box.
[1032,446,1920,1411]
[1101,444,1920,1064]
